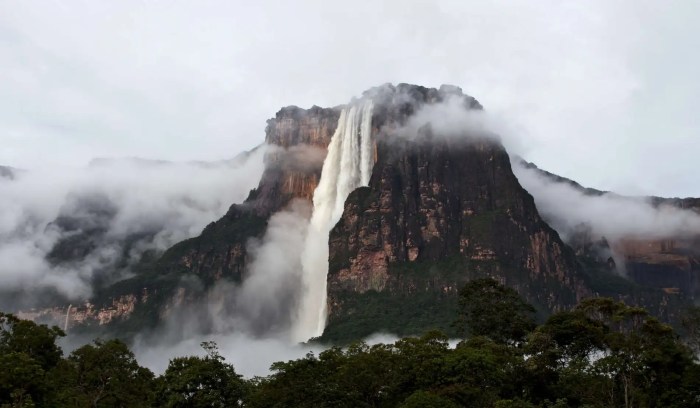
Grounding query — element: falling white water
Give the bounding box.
[292,100,374,341]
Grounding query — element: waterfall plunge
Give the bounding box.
[292,100,374,341]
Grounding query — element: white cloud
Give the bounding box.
[0,147,266,304]
[512,160,700,242]
[131,331,324,377]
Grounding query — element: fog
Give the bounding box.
[392,95,700,246]
[512,161,700,242]
[132,332,324,377]
[221,200,312,336]
[0,147,266,308]
[3,0,699,382]
[8,91,698,377]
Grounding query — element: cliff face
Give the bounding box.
[323,85,590,341]
[519,159,700,301]
[28,105,340,332]
[614,238,700,296]
[159,105,340,285]
[252,105,340,214]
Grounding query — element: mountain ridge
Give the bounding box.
[13,83,700,344]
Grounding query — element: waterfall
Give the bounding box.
[64,304,72,332]
[292,99,374,341]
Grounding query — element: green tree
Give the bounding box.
[54,339,154,407]
[0,313,64,370]
[247,348,348,408]
[155,341,247,408]
[439,338,511,406]
[0,313,65,407]
[399,390,458,408]
[681,305,700,358]
[523,309,608,404]
[455,278,536,344]
[570,298,697,408]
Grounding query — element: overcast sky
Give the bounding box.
[1,0,698,196]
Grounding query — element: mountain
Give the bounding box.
[15,83,700,343]
[516,159,700,303]
[18,104,342,335]
[322,85,591,341]
[45,149,262,275]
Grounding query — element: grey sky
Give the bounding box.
[1,0,698,196]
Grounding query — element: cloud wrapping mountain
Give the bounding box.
[0,148,266,308]
[512,161,700,242]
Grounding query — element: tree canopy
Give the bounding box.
[1,280,699,407]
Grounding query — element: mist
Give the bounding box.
[390,95,700,247]
[512,160,700,242]
[132,332,324,377]
[217,200,312,337]
[123,197,315,375]
[0,147,266,309]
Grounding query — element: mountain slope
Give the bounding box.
[24,104,342,335]
[515,159,700,305]
[323,86,591,341]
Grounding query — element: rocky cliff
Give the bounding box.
[322,85,592,341]
[518,159,700,302]
[252,105,340,214]
[158,105,340,285]
[25,105,341,334]
[17,84,698,343]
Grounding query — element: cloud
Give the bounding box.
[0,147,266,308]
[213,200,312,337]
[123,199,326,377]
[385,93,529,163]
[512,160,700,242]
[1,1,699,196]
[384,93,700,246]
[264,144,328,174]
[131,332,325,377]
[127,197,313,343]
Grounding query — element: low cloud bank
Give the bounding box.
[392,94,527,156]
[512,160,700,242]
[0,147,266,308]
[132,331,324,378]
[392,96,700,244]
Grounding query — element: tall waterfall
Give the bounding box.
[292,100,374,341]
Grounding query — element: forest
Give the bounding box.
[2,279,699,408]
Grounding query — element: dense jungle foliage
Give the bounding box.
[2,279,700,407]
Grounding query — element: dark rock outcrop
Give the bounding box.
[323,85,591,341]
[518,158,700,301]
